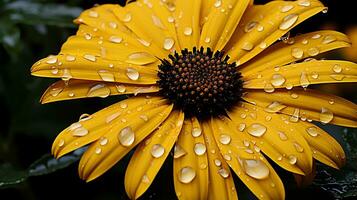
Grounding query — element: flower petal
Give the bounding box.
[243,88,357,127]
[240,30,350,76]
[201,122,239,200]
[124,110,184,199]
[52,96,168,158]
[78,99,173,182]
[227,102,313,175]
[40,79,158,104]
[31,54,158,84]
[75,5,167,58]
[225,0,325,65]
[298,122,345,169]
[210,116,285,200]
[174,0,201,49]
[294,161,316,188]
[243,60,357,91]
[199,0,251,51]
[173,117,209,200]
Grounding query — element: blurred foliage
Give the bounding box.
[0,0,356,199]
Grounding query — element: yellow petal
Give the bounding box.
[240,31,350,76]
[210,116,285,200]
[173,117,209,200]
[112,1,181,55]
[124,110,184,199]
[52,96,168,158]
[31,54,158,84]
[199,0,251,51]
[243,88,357,127]
[200,0,214,27]
[298,122,345,169]
[75,5,167,58]
[201,122,239,200]
[40,79,158,104]
[227,102,313,175]
[174,0,201,49]
[77,99,173,182]
[225,0,325,65]
[243,60,357,91]
[294,161,316,188]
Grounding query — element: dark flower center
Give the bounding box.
[157,47,243,118]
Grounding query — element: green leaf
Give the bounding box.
[4,1,82,27]
[0,163,28,189]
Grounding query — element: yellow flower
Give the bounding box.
[31,0,357,199]
[341,26,357,62]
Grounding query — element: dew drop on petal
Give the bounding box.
[214,0,222,8]
[214,159,222,167]
[332,64,342,73]
[79,113,92,122]
[152,15,165,29]
[116,84,126,93]
[151,144,165,158]
[244,21,257,33]
[219,134,231,145]
[72,127,89,137]
[139,114,149,122]
[288,155,297,164]
[298,0,311,7]
[178,167,196,184]
[83,54,96,62]
[194,143,207,156]
[174,144,187,159]
[127,52,155,65]
[280,4,294,13]
[106,112,120,124]
[241,41,254,51]
[163,37,175,50]
[264,83,275,93]
[126,67,140,81]
[46,56,57,64]
[306,126,319,137]
[95,147,102,154]
[142,174,150,183]
[99,137,108,146]
[293,142,304,153]
[98,70,115,82]
[307,47,319,56]
[265,101,286,113]
[87,83,110,98]
[58,139,65,147]
[121,13,132,22]
[237,123,246,132]
[300,72,310,88]
[270,74,286,87]
[109,36,123,44]
[218,168,230,178]
[322,35,337,44]
[320,107,333,124]
[184,27,193,36]
[50,87,63,97]
[291,47,304,59]
[118,126,135,147]
[279,14,299,30]
[311,71,319,79]
[247,123,267,137]
[241,159,270,180]
[191,127,202,137]
[278,131,288,141]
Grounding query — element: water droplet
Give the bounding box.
[214,0,222,8]
[109,36,123,44]
[151,144,165,158]
[139,114,149,122]
[98,70,115,82]
[247,123,267,137]
[291,47,304,58]
[300,72,310,88]
[214,159,222,167]
[95,147,102,154]
[241,159,270,180]
[106,112,120,124]
[72,127,89,137]
[298,0,311,7]
[219,134,231,145]
[265,101,286,113]
[79,114,91,122]
[320,107,333,123]
[279,14,299,30]
[99,137,108,146]
[126,67,140,81]
[204,37,211,43]
[290,108,300,122]
[167,16,175,23]
[163,37,175,50]
[142,174,150,183]
[87,83,110,98]
[301,39,309,44]
[307,47,319,56]
[330,74,345,81]
[194,143,207,156]
[278,131,288,141]
[223,154,232,161]
[118,126,135,147]
[280,4,294,13]
[121,13,132,22]
[184,27,193,36]
[191,127,202,137]
[322,35,336,44]
[290,93,299,99]
[332,64,342,73]
[244,21,258,33]
[83,54,96,62]
[257,25,264,32]
[66,55,76,62]
[328,99,335,105]
[270,74,286,87]
[288,155,297,164]
[264,83,275,93]
[46,56,57,64]
[200,163,207,169]
[259,42,267,49]
[178,167,196,184]
[89,11,99,18]
[218,168,230,178]
[152,15,165,29]
[311,71,319,79]
[311,34,321,39]
[237,123,246,132]
[293,142,304,152]
[174,144,186,158]
[58,139,65,147]
[241,41,254,51]
[127,52,155,65]
[137,38,151,47]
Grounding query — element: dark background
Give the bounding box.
[0,0,356,199]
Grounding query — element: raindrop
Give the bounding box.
[163,37,175,50]
[204,37,211,43]
[72,127,89,137]
[95,147,102,154]
[311,34,321,39]
[120,102,128,109]
[99,137,108,146]
[264,83,275,93]
[305,127,318,137]
[218,168,230,178]
[151,144,165,158]
[214,159,222,167]
[194,143,207,156]
[219,134,231,145]
[241,159,270,180]
[223,154,232,161]
[121,13,132,22]
[280,4,294,13]
[109,36,123,44]
[79,114,92,122]
[167,16,175,23]
[137,38,151,47]
[300,72,310,88]
[66,55,76,62]
[142,175,150,183]
[58,139,65,147]
[291,47,304,59]
[288,155,297,164]
[279,14,299,30]
[152,15,165,29]
[330,74,345,81]
[106,112,120,123]
[118,126,135,147]
[290,108,300,122]
[320,107,333,124]
[297,0,311,7]
[265,101,286,113]
[83,54,96,62]
[322,35,336,44]
[89,11,99,18]
[293,142,304,153]
[174,144,186,158]
[241,41,254,51]
[270,74,286,87]
[191,127,202,137]
[46,56,57,64]
[50,87,63,97]
[98,70,115,82]
[178,167,196,184]
[127,52,155,65]
[237,123,246,132]
[139,114,149,122]
[126,67,140,81]
[87,83,110,98]
[278,131,288,141]
[311,71,319,79]
[290,93,299,99]
[214,0,222,8]
[332,64,342,73]
[307,47,319,56]
[184,27,193,36]
[247,123,267,137]
[244,21,257,33]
